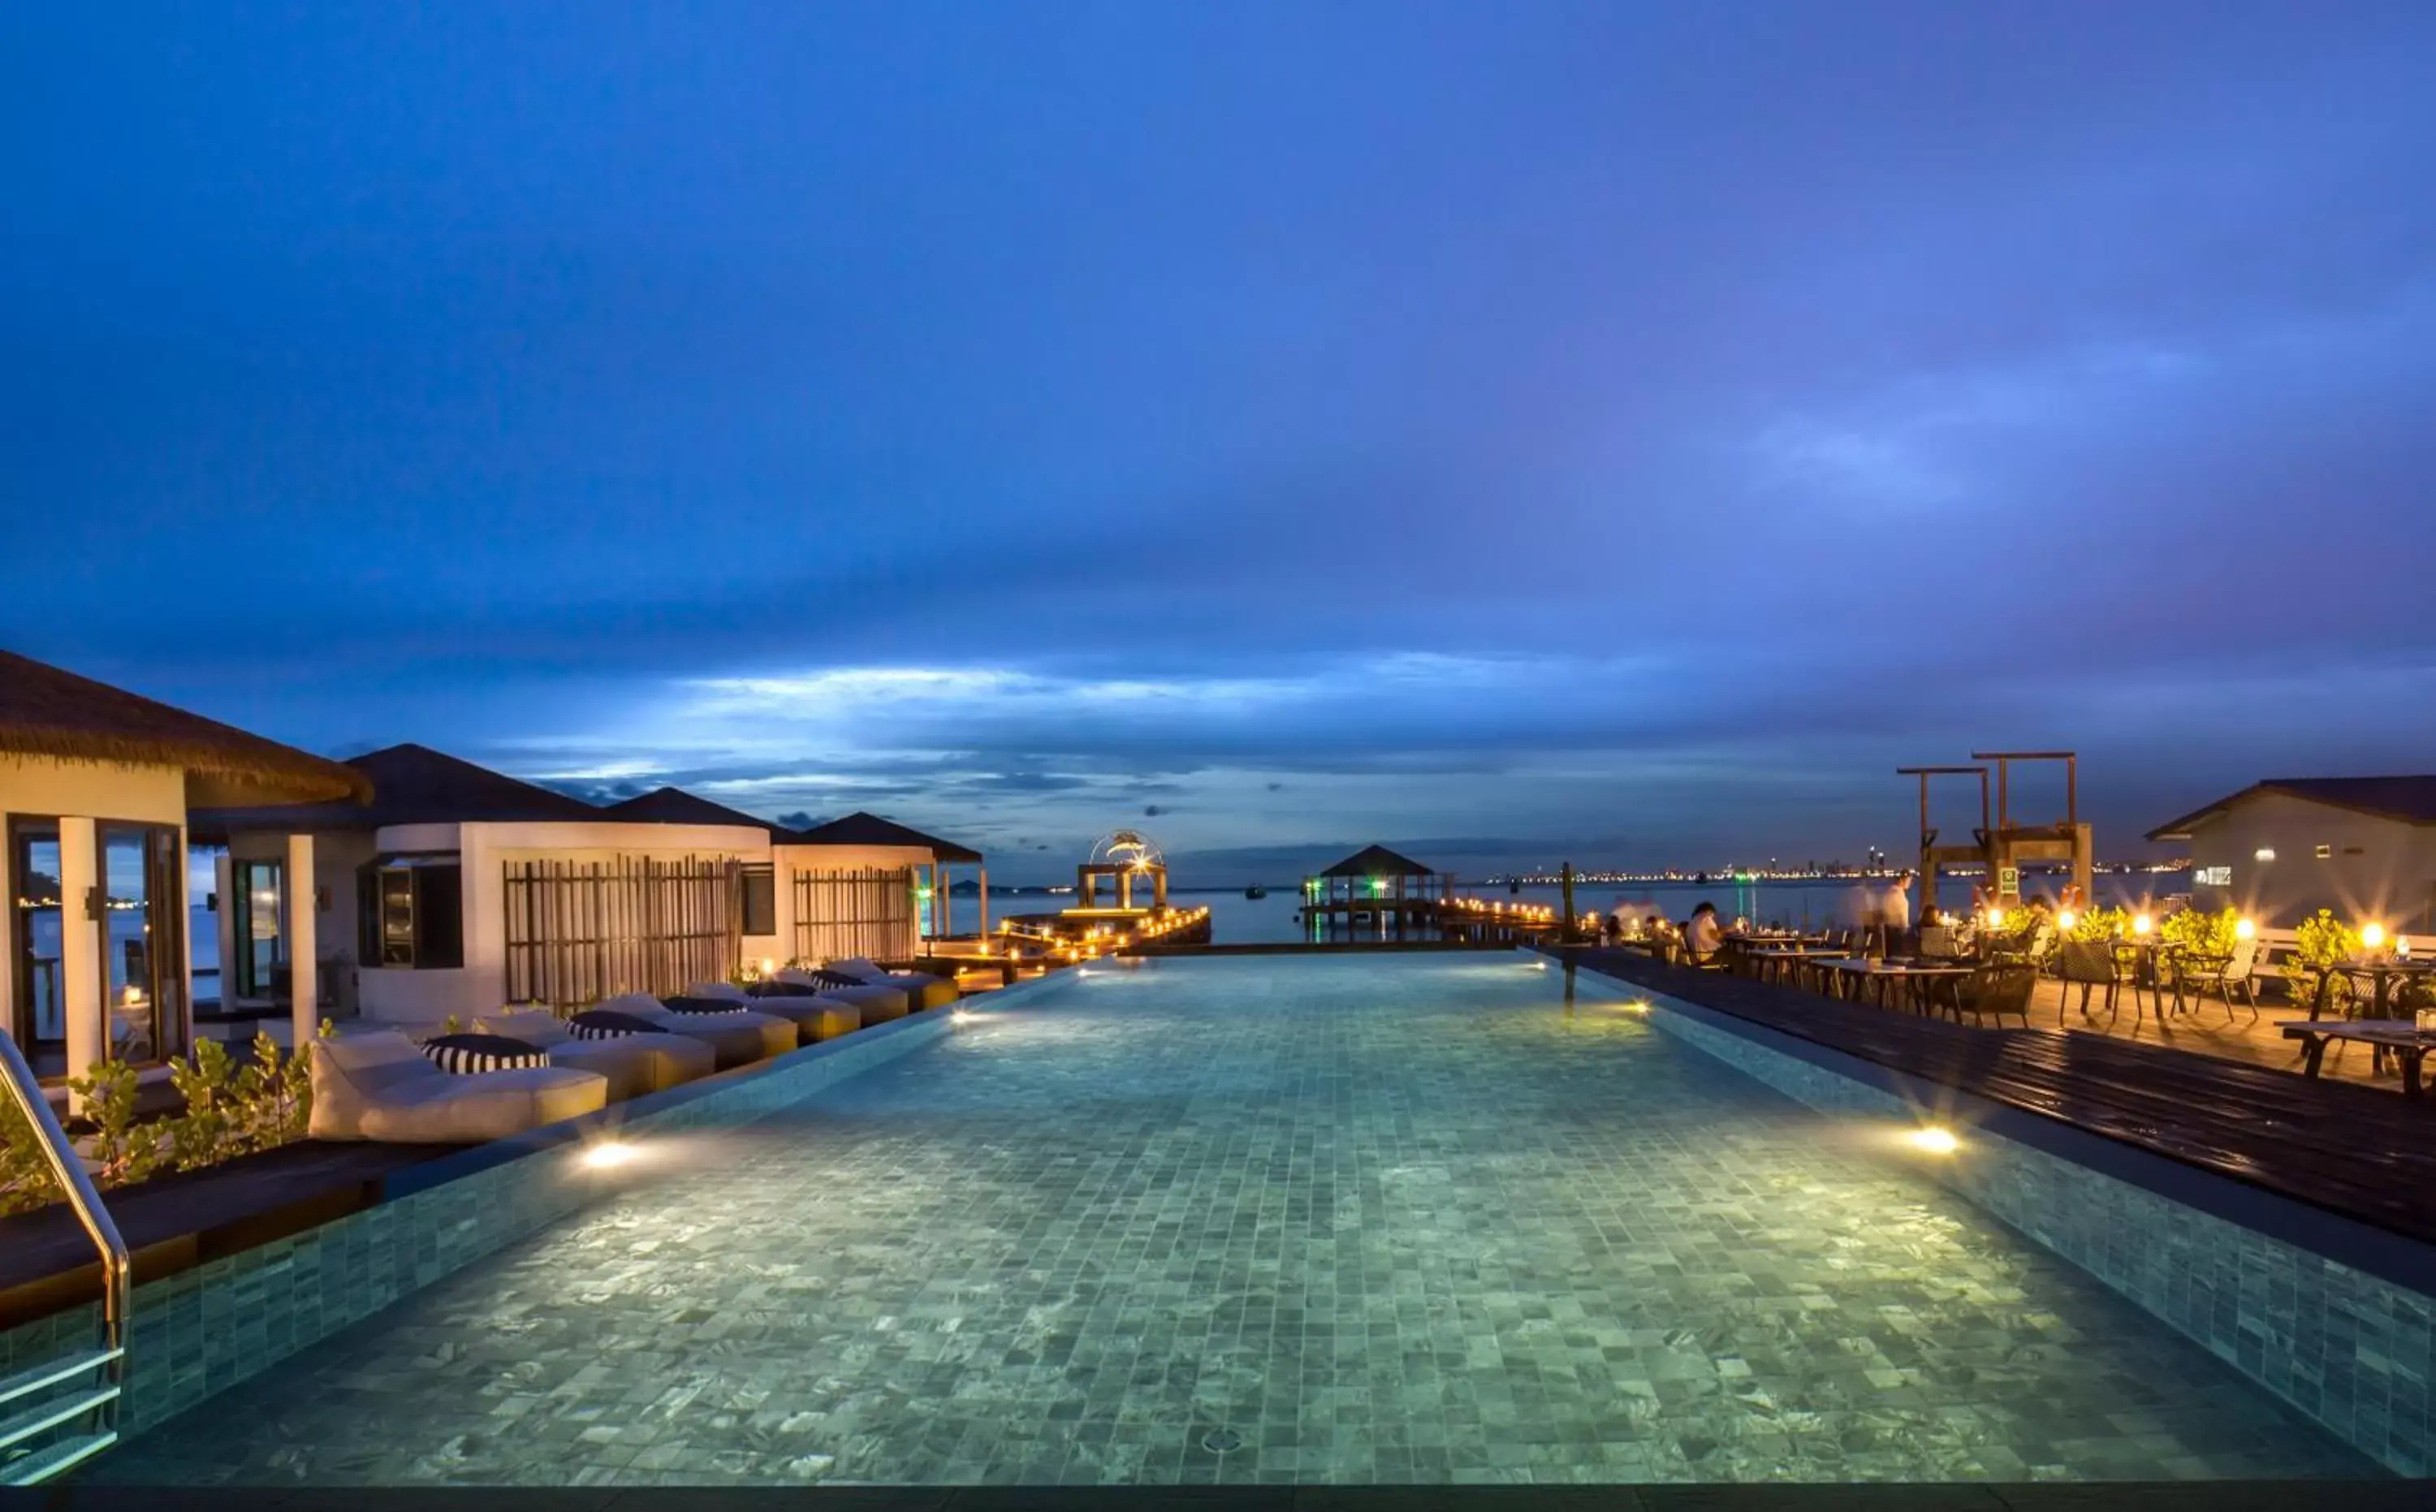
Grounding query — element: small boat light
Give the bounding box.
[1907,1126,1960,1156]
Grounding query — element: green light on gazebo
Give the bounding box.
[1369,878,1388,896]
[915,884,935,900]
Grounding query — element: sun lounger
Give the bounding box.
[686,980,862,1043]
[475,1009,715,1101]
[827,957,960,1011]
[597,991,795,1068]
[309,1030,607,1143]
[771,968,910,1022]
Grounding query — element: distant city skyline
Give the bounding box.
[9,3,2435,883]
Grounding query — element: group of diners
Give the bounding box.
[306,959,965,1144]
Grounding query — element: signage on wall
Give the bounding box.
[1997,866,2020,900]
[2196,866,2233,886]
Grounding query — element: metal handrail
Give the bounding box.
[0,1033,129,1416]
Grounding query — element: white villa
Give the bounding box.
[194,750,989,1030]
[1,650,365,1087]
[2147,775,2436,932]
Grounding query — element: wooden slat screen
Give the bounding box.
[502,854,741,1010]
[791,866,917,964]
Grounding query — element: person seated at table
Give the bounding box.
[1919,903,1945,930]
[1683,902,1726,961]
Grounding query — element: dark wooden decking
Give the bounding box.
[0,1139,460,1330]
[1558,945,2436,1253]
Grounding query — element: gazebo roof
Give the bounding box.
[0,648,369,807]
[601,785,792,836]
[790,810,983,863]
[191,742,596,839]
[1316,844,1437,879]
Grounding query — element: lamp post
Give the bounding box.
[1560,862,1578,945]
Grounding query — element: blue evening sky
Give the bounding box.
[6,3,2434,883]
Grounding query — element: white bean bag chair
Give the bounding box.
[476,1009,715,1101]
[772,969,909,1022]
[309,1030,607,1143]
[599,992,793,1069]
[827,957,960,1011]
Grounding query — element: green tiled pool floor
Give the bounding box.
[94,956,2374,1485]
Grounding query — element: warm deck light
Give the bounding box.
[2235,917,2257,939]
[2056,910,2078,931]
[1987,907,2006,929]
[583,1142,638,1170]
[2132,914,2153,936]
[2360,922,2386,951]
[1907,1127,1960,1156]
[2254,848,2277,862]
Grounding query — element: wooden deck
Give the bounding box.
[1557,944,2436,1252]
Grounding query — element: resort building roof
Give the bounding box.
[0,647,369,806]
[599,785,793,836]
[1316,844,1437,879]
[189,741,598,839]
[2147,775,2436,840]
[791,810,983,862]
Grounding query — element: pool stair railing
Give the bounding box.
[0,1032,128,1486]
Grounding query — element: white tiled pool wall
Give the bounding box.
[2,972,1076,1435]
[1562,964,2436,1476]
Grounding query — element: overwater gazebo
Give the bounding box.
[1300,845,1453,933]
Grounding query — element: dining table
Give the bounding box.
[1816,957,1976,1014]
[2309,957,2436,1021]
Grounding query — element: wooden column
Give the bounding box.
[978,864,990,941]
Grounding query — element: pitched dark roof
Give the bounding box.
[789,810,983,862]
[601,786,791,836]
[0,649,369,806]
[2147,775,2436,840]
[190,742,598,840]
[1317,844,1437,879]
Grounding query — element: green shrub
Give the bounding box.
[2065,905,2131,942]
[2160,906,2238,960]
[2281,909,2360,1016]
[1,1033,318,1219]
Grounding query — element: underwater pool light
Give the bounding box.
[1907,1126,1960,1156]
[583,1142,639,1170]
[1622,1000,1651,1016]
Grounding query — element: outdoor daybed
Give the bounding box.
[309,1030,608,1143]
[597,991,795,1068]
[688,980,863,1042]
[476,1009,716,1101]
[771,968,911,1022]
[827,957,961,1011]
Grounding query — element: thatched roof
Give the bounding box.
[0,648,369,807]
[1317,844,1436,879]
[191,742,597,840]
[791,810,983,863]
[602,785,792,836]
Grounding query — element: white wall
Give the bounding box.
[223,826,378,1014]
[363,819,771,1026]
[2181,791,2436,931]
[775,842,931,961]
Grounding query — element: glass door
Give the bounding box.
[233,858,287,1000]
[7,819,67,1078]
[100,823,185,1065]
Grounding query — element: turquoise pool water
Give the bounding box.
[94,954,2370,1485]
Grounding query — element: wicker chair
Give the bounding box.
[2056,939,2145,1024]
[2174,937,2261,1022]
[1936,961,2039,1027]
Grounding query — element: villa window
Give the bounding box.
[739,863,776,936]
[359,854,464,969]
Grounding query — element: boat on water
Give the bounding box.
[1244,885,1268,899]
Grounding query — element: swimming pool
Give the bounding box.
[91,953,2373,1485]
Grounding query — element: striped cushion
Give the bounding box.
[661,994,751,1016]
[421,1033,549,1074]
[568,1009,663,1040]
[745,982,820,1000]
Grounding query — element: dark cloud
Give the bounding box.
[6,2,2434,877]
